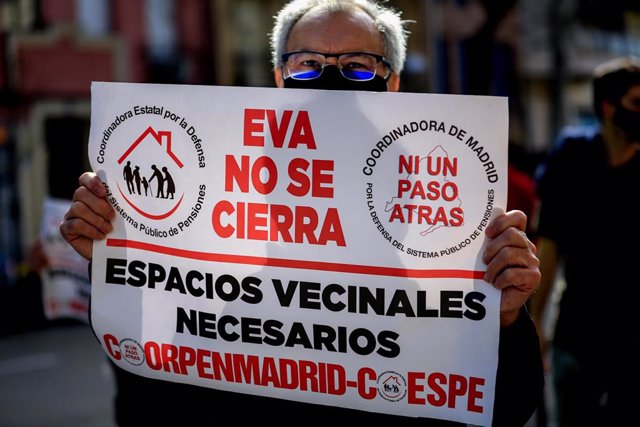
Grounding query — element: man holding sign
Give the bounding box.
[60,1,542,426]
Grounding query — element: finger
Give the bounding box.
[483,226,534,265]
[491,265,541,321]
[60,208,110,242]
[59,218,99,261]
[78,172,107,198]
[483,244,540,285]
[496,267,541,327]
[70,186,115,228]
[494,266,541,297]
[64,201,112,237]
[486,209,527,238]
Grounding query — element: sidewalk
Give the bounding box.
[0,321,116,427]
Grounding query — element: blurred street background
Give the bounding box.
[0,0,638,426]
[0,320,116,427]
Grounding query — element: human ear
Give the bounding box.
[387,73,400,92]
[274,68,285,88]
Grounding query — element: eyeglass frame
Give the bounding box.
[281,50,392,82]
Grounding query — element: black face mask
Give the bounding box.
[613,103,640,141]
[283,66,389,92]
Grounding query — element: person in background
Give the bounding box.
[531,56,640,426]
[507,143,539,241]
[506,141,544,424]
[60,1,543,426]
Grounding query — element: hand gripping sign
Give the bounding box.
[88,82,507,426]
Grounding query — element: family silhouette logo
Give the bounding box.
[116,127,184,220]
[377,370,407,402]
[95,105,209,239]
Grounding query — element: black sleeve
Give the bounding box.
[492,307,544,426]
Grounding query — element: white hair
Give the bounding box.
[270,0,410,74]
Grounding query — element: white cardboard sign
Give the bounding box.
[89,82,507,426]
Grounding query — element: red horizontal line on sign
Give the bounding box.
[106,239,485,279]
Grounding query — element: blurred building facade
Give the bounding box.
[0,0,638,286]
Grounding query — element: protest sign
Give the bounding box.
[40,197,90,322]
[89,82,507,426]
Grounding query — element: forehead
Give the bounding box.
[286,8,384,54]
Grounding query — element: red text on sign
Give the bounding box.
[225,155,334,198]
[243,109,316,149]
[407,371,484,413]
